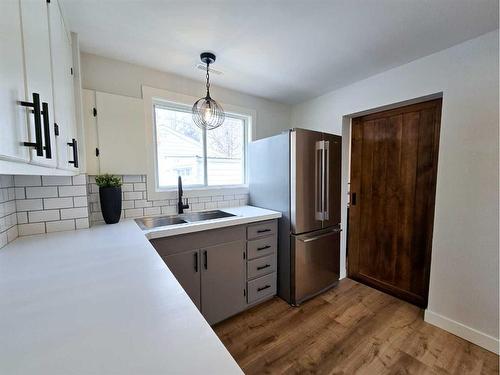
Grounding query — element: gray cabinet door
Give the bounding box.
[164,250,201,310]
[201,241,246,324]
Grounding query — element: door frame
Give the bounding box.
[345,97,442,307]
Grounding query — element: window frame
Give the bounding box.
[143,86,255,201]
[153,101,249,190]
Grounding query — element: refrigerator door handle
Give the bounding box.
[315,141,324,220]
[323,140,330,221]
[298,228,342,243]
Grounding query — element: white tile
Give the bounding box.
[46,220,75,233]
[122,183,134,192]
[153,200,169,207]
[134,200,152,208]
[59,185,86,197]
[133,183,146,191]
[17,211,28,224]
[5,200,16,215]
[14,175,41,187]
[91,202,101,212]
[223,195,235,201]
[205,201,217,210]
[212,195,223,202]
[28,210,60,223]
[144,207,161,216]
[0,232,6,248]
[18,223,45,236]
[26,186,58,199]
[43,197,73,209]
[87,175,96,183]
[239,198,249,206]
[42,176,72,186]
[122,175,142,183]
[60,207,88,220]
[0,175,14,188]
[73,196,88,207]
[72,174,87,185]
[14,187,25,199]
[75,218,90,229]
[6,225,18,242]
[125,208,144,218]
[198,196,212,203]
[121,200,134,209]
[7,187,15,200]
[161,206,176,215]
[217,201,230,209]
[90,212,103,222]
[190,203,205,211]
[16,199,43,211]
[123,191,143,200]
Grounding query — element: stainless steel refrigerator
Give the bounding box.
[249,128,341,305]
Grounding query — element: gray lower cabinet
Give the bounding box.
[150,219,278,325]
[164,250,201,310]
[201,242,246,324]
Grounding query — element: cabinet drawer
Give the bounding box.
[247,273,276,304]
[247,220,277,240]
[247,253,276,279]
[247,235,277,260]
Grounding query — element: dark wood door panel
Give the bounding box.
[348,99,442,307]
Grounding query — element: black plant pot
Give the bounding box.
[99,186,122,224]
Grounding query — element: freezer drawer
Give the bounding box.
[291,227,340,304]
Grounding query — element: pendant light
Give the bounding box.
[192,52,225,130]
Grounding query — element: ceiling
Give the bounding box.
[60,0,498,105]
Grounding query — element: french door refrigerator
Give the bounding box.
[249,128,341,305]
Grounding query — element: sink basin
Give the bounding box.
[135,210,236,230]
[182,210,236,222]
[135,216,187,230]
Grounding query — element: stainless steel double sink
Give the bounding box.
[134,210,236,230]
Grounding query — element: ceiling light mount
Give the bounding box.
[192,52,225,130]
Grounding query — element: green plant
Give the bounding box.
[95,174,122,188]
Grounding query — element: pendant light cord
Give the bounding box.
[205,62,211,96]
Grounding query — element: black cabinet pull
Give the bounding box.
[19,92,43,156]
[257,264,271,271]
[194,252,198,273]
[203,250,207,270]
[257,285,271,292]
[41,102,51,158]
[257,245,271,251]
[257,229,271,233]
[67,138,78,168]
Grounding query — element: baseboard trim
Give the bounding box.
[424,309,499,354]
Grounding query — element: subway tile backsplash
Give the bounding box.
[0,175,18,248]
[87,175,249,224]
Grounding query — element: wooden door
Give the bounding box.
[164,250,201,310]
[348,99,441,307]
[201,241,246,325]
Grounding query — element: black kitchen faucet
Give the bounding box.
[177,176,189,214]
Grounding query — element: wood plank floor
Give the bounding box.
[214,278,499,374]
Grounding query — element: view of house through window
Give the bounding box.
[154,104,246,189]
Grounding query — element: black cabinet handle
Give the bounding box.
[257,229,271,233]
[194,252,198,273]
[257,264,271,271]
[257,245,271,251]
[257,285,271,292]
[19,92,43,156]
[67,138,78,168]
[203,250,207,270]
[41,102,52,159]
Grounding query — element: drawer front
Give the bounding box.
[247,220,277,240]
[247,253,276,279]
[247,235,277,260]
[247,273,276,304]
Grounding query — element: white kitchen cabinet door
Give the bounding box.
[82,89,99,175]
[0,0,30,163]
[95,92,147,175]
[48,0,78,171]
[20,0,57,167]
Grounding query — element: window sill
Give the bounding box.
[147,184,249,200]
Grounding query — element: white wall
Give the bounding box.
[80,53,291,140]
[291,30,499,352]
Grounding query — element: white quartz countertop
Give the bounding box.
[143,205,282,239]
[0,205,281,374]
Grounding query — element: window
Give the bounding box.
[154,103,247,189]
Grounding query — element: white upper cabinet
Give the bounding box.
[0,0,80,175]
[20,0,57,168]
[0,0,30,163]
[48,0,78,171]
[83,90,147,175]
